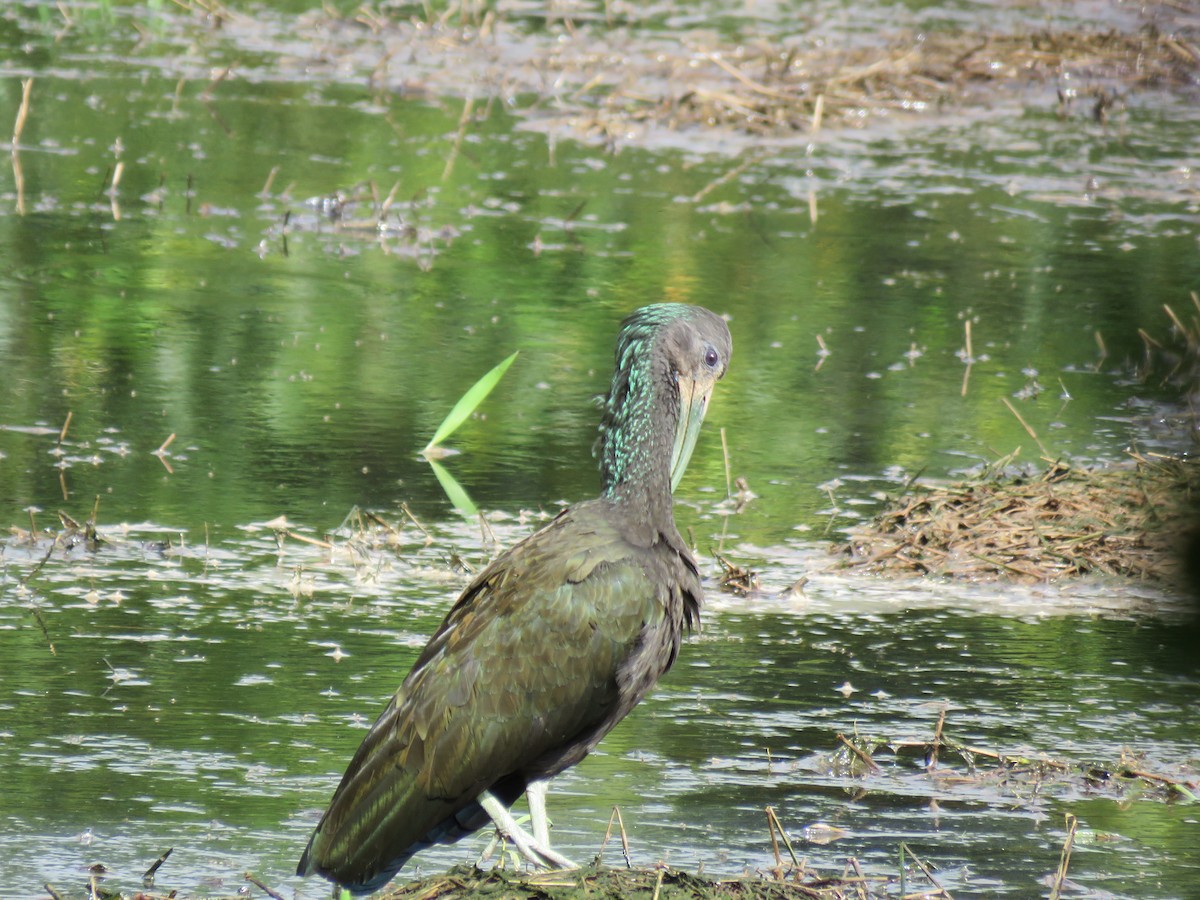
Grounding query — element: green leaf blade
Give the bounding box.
[424,350,519,453]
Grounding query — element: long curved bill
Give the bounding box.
[669,374,717,493]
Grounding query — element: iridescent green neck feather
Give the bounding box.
[596,304,731,519]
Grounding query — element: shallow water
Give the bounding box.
[1,1,1199,897]
[3,527,1198,897]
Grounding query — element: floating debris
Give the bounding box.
[823,713,1199,805]
[285,3,1200,145]
[715,553,761,596]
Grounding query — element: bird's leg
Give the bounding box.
[526,779,550,848]
[478,790,576,870]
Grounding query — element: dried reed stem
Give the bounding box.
[595,805,632,868]
[12,78,33,215]
[399,502,432,543]
[13,77,33,145]
[1048,813,1078,900]
[650,868,664,900]
[379,180,402,219]
[720,427,732,499]
[837,732,882,772]
[442,95,476,182]
[960,319,973,396]
[901,841,954,898]
[201,64,233,102]
[282,529,334,550]
[764,806,800,867]
[242,873,284,900]
[1001,396,1049,457]
[928,704,947,770]
[259,165,280,197]
[691,152,761,203]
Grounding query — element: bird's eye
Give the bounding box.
[704,345,720,369]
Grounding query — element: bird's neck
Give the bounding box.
[597,360,677,526]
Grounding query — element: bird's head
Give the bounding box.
[655,308,731,491]
[599,304,732,498]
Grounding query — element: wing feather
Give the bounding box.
[299,501,674,889]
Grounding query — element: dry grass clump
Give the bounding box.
[375,863,891,899]
[605,25,1200,136]
[837,454,1200,584]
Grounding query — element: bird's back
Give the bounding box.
[297,497,701,891]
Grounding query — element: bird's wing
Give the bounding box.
[300,504,671,886]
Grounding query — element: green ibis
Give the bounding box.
[297,303,731,892]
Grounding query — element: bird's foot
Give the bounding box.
[478,790,577,870]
